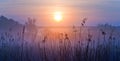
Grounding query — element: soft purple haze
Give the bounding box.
[0,0,120,26]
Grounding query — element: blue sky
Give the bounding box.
[0,0,120,26]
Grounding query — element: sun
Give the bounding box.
[54,11,63,22]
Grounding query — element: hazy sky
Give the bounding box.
[0,0,120,26]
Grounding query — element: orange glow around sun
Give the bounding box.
[54,11,63,22]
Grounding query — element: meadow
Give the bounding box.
[0,22,120,61]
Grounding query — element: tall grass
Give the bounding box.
[0,19,120,61]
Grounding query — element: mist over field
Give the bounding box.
[0,16,120,61]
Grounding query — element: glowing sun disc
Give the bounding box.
[54,11,62,22]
